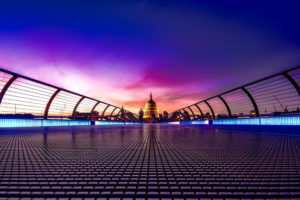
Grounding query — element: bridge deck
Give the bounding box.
[0,125,299,199]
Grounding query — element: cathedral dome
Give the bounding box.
[143,92,159,122]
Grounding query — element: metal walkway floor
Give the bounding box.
[0,124,299,199]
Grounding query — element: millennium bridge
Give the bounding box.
[0,67,299,199]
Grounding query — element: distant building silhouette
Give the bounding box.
[159,113,163,123]
[120,106,125,123]
[163,111,169,121]
[139,108,144,123]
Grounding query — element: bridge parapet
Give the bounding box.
[169,66,300,122]
[0,68,138,122]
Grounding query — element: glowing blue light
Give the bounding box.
[125,122,141,125]
[0,118,90,128]
[260,116,300,125]
[95,121,125,125]
[96,121,142,125]
[161,122,180,125]
[213,118,260,125]
[213,116,300,126]
[181,120,209,125]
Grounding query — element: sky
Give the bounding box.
[0,0,300,113]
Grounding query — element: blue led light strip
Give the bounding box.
[212,116,300,126]
[172,116,300,126]
[181,120,209,125]
[95,121,125,125]
[0,118,91,128]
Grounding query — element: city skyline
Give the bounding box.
[1,1,300,113]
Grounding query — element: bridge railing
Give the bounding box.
[0,67,139,122]
[169,66,300,122]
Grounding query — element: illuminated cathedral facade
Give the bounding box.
[143,92,159,123]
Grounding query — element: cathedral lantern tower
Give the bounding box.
[143,92,159,123]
